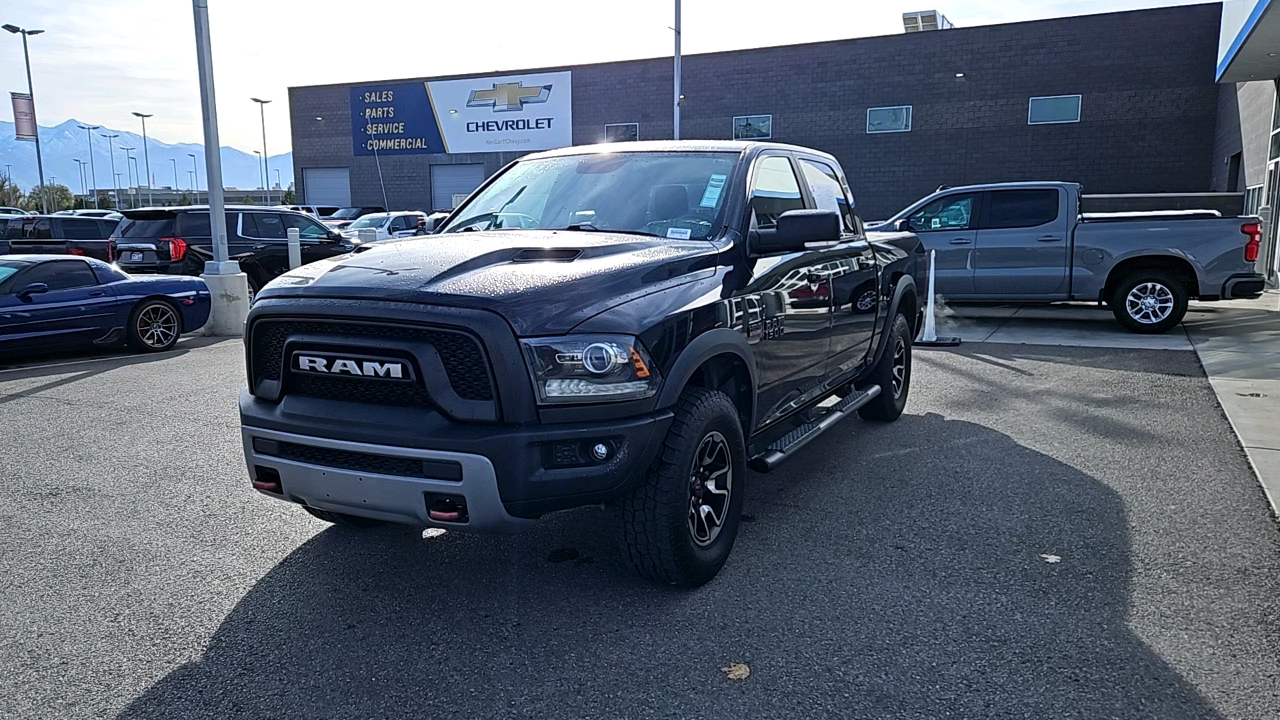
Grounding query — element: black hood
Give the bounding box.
[257,230,720,335]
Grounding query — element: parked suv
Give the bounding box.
[111,206,357,294]
[241,141,926,586]
[2,214,120,260]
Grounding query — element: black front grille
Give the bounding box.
[251,319,493,402]
[256,438,462,481]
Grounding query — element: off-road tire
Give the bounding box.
[857,313,912,422]
[618,388,746,587]
[1110,269,1188,334]
[303,506,386,528]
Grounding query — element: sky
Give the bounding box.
[0,0,1194,154]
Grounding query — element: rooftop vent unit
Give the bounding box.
[903,10,953,32]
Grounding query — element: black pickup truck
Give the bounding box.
[240,141,925,586]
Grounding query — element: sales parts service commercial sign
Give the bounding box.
[350,71,572,156]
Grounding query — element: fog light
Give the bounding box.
[591,443,610,461]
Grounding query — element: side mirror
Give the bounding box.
[894,218,911,233]
[753,210,841,255]
[17,282,48,300]
[326,231,343,242]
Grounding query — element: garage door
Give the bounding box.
[431,164,486,211]
[304,168,351,207]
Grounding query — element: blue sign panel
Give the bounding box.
[350,82,446,156]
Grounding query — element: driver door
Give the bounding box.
[738,154,833,429]
[906,192,981,298]
[0,260,116,355]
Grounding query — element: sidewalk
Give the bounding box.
[1183,290,1280,515]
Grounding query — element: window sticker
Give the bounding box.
[666,227,693,239]
[700,174,728,208]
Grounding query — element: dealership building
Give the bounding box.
[290,3,1254,260]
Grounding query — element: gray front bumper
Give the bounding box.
[242,427,535,533]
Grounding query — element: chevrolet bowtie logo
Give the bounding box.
[466,82,552,112]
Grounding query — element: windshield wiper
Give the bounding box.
[557,224,661,238]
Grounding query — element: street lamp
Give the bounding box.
[121,147,135,208]
[170,158,179,194]
[187,152,199,204]
[251,98,271,207]
[78,124,100,208]
[101,133,120,210]
[130,156,141,206]
[253,150,264,203]
[73,159,87,205]
[132,112,154,206]
[4,24,48,212]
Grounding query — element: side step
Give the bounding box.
[748,385,881,473]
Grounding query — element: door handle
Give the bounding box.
[88,290,105,297]
[1038,236,1063,242]
[949,238,972,245]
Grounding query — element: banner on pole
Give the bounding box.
[11,93,36,141]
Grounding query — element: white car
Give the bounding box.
[278,204,341,219]
[339,212,427,242]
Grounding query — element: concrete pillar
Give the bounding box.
[201,271,250,337]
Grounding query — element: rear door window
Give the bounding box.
[60,218,102,240]
[983,189,1060,229]
[176,212,237,237]
[31,219,53,240]
[243,213,287,240]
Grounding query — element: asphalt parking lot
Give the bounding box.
[3,336,1279,719]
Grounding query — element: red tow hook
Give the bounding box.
[428,508,461,522]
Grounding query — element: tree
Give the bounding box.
[282,186,296,204]
[241,195,255,205]
[95,193,116,210]
[0,176,23,207]
[177,192,192,206]
[24,184,74,212]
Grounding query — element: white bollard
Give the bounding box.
[287,227,302,269]
[915,248,961,347]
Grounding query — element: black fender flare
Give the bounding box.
[869,275,918,370]
[656,327,757,428]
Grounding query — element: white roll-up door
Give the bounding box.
[304,168,352,206]
[431,164,486,211]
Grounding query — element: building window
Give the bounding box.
[1246,185,1264,216]
[1028,95,1082,125]
[732,115,772,140]
[604,123,638,143]
[867,106,912,133]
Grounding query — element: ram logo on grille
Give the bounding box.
[292,352,414,381]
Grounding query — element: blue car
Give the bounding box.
[0,255,211,357]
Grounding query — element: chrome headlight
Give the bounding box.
[521,335,660,405]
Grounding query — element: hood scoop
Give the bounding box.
[511,248,583,263]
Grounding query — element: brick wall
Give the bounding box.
[290,3,1222,219]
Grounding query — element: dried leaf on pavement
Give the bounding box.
[721,662,750,680]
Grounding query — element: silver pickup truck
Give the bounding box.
[868,182,1266,333]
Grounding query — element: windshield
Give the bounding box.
[440,152,739,240]
[346,215,387,230]
[0,260,31,291]
[330,208,364,219]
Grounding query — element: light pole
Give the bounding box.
[4,24,48,212]
[274,168,281,193]
[193,0,245,334]
[121,147,135,208]
[101,133,120,210]
[251,97,271,208]
[78,124,100,208]
[673,0,681,140]
[170,158,179,194]
[130,156,141,206]
[132,112,154,206]
[187,171,195,198]
[187,153,199,204]
[48,176,56,210]
[73,159,86,205]
[253,150,264,204]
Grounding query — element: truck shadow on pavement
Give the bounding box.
[117,412,1225,719]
